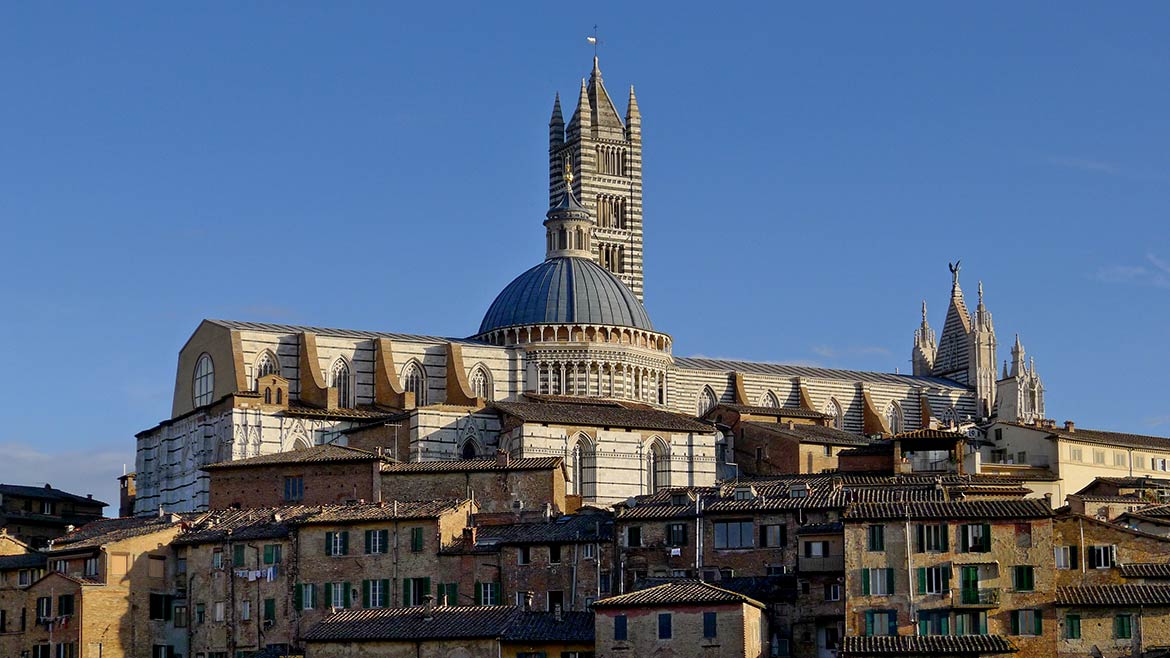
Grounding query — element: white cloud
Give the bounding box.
[1093,254,1170,290]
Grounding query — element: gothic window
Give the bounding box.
[193,354,215,407]
[942,407,959,429]
[403,362,427,406]
[569,434,593,498]
[885,402,904,434]
[697,387,717,416]
[331,359,351,408]
[461,442,477,459]
[469,366,492,401]
[824,398,843,430]
[254,351,280,385]
[761,390,780,408]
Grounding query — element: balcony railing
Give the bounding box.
[954,587,1000,607]
[798,555,845,572]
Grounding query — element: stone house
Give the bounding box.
[592,580,769,658]
[1054,584,1170,658]
[0,484,107,549]
[1052,511,1170,587]
[381,454,568,515]
[842,498,1055,658]
[201,443,389,509]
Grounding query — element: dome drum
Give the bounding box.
[478,322,671,353]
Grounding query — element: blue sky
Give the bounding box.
[1,3,1167,509]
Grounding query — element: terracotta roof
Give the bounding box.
[282,403,400,420]
[713,404,829,420]
[1134,504,1170,518]
[844,499,1053,521]
[743,421,872,446]
[383,457,563,473]
[1077,476,1170,492]
[303,606,520,641]
[492,401,712,433]
[501,611,594,642]
[202,443,385,470]
[892,428,968,441]
[592,579,763,610]
[0,484,108,507]
[615,504,698,520]
[475,513,614,545]
[1120,563,1170,579]
[1005,422,1170,452]
[297,500,471,525]
[634,576,798,604]
[48,515,187,552]
[674,357,971,390]
[1057,584,1170,606]
[840,635,1016,655]
[1071,494,1146,503]
[0,553,47,571]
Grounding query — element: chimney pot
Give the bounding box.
[463,526,478,545]
[496,450,510,467]
[423,594,435,618]
[1064,420,1075,432]
[524,591,534,611]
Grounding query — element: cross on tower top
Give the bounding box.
[586,25,602,58]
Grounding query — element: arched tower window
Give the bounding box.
[697,386,717,416]
[761,390,780,408]
[461,442,477,459]
[254,351,280,385]
[824,398,844,430]
[569,434,594,498]
[403,361,427,406]
[469,366,492,401]
[646,439,668,494]
[193,354,214,407]
[885,401,904,434]
[942,407,959,429]
[331,359,351,408]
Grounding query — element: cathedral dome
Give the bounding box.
[478,257,653,335]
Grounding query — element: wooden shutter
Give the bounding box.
[887,612,897,636]
[405,579,412,606]
[861,569,870,596]
[780,524,787,547]
[325,532,334,556]
[864,611,874,636]
[341,532,350,555]
[981,524,991,552]
[380,530,389,552]
[423,577,432,598]
[1088,547,1099,569]
[364,530,373,554]
[362,580,370,608]
[940,525,949,551]
[916,568,926,594]
[475,582,483,605]
[343,582,351,608]
[1010,611,1020,635]
[915,525,925,553]
[1069,544,1079,569]
[294,585,303,610]
[886,568,895,594]
[942,566,951,592]
[381,580,391,606]
[323,582,332,607]
[1033,610,1042,636]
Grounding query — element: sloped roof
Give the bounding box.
[383,457,563,474]
[592,580,763,610]
[202,443,385,471]
[303,606,520,641]
[1057,585,1170,606]
[892,428,968,441]
[475,513,614,545]
[844,499,1053,521]
[841,634,1016,655]
[492,401,711,433]
[713,404,829,420]
[743,421,872,446]
[49,515,187,553]
[673,357,970,390]
[0,552,47,571]
[501,611,594,642]
[0,484,108,507]
[1120,563,1170,579]
[205,319,480,345]
[1005,422,1170,452]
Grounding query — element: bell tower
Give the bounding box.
[549,57,645,300]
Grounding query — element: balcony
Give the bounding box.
[798,555,844,572]
[953,587,1000,607]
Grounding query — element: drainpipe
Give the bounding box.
[1078,518,1086,575]
[695,496,704,573]
[905,510,916,633]
[570,543,578,611]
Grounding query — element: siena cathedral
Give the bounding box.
[133,58,1046,514]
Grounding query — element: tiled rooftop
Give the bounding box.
[202,443,385,470]
[743,421,872,446]
[844,499,1053,521]
[383,457,563,473]
[48,515,188,553]
[0,483,108,507]
[714,404,830,420]
[492,401,712,433]
[674,356,971,390]
[1120,563,1170,579]
[1057,584,1170,606]
[303,606,592,642]
[592,579,763,609]
[840,635,1016,655]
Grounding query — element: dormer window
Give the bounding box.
[733,486,756,501]
[789,483,809,499]
[670,493,689,506]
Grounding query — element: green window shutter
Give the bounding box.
[325,532,334,556]
[493,581,501,605]
[940,525,949,551]
[981,524,991,551]
[1010,611,1019,635]
[341,531,350,555]
[940,615,949,635]
[263,545,272,564]
[364,530,372,554]
[864,611,874,637]
[942,566,951,592]
[918,618,927,636]
[233,544,245,566]
[915,525,925,553]
[886,568,895,594]
[446,583,456,605]
[888,612,897,636]
[475,582,482,605]
[916,568,926,595]
[423,577,431,596]
[362,580,371,609]
[294,584,303,610]
[861,569,870,596]
[1070,544,1079,569]
[1033,610,1042,636]
[380,530,389,552]
[382,579,391,606]
[324,582,333,607]
[343,582,351,608]
[404,579,412,606]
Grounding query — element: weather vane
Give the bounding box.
[586,25,602,57]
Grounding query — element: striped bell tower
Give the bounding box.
[549,57,645,301]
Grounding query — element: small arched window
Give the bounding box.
[276,389,283,404]
[193,354,215,407]
[824,398,844,430]
[885,401,904,434]
[461,442,477,459]
[761,390,780,408]
[470,366,492,401]
[331,359,351,409]
[697,386,717,416]
[264,387,272,404]
[646,439,668,494]
[403,362,427,406]
[254,351,280,385]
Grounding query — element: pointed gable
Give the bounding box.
[586,57,625,136]
[932,269,973,383]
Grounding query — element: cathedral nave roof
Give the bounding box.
[673,356,971,390]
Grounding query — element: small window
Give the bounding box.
[667,523,688,547]
[149,555,167,577]
[862,568,894,596]
[761,524,787,548]
[84,557,99,577]
[582,543,596,559]
[1011,609,1042,636]
[212,550,223,569]
[214,601,225,622]
[283,476,304,502]
[713,520,754,549]
[864,610,897,636]
[239,600,251,621]
[1013,566,1035,592]
[263,598,276,622]
[518,546,531,565]
[326,531,349,557]
[614,614,628,641]
[703,611,717,638]
[174,605,188,628]
[825,584,841,601]
[1088,545,1116,569]
[549,544,562,564]
[365,529,389,554]
[410,527,425,552]
[263,544,282,565]
[658,613,672,639]
[626,526,642,547]
[1065,614,1081,640]
[1055,545,1076,570]
[195,603,206,624]
[867,525,885,551]
[232,545,245,567]
[1115,613,1133,639]
[823,445,832,457]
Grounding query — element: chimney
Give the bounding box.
[554,603,563,622]
[65,525,75,534]
[158,505,166,518]
[1043,492,1053,508]
[496,450,510,468]
[524,591,534,611]
[463,526,477,545]
[87,494,93,499]
[786,421,795,430]
[543,502,553,522]
[423,594,435,619]
[1064,420,1075,433]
